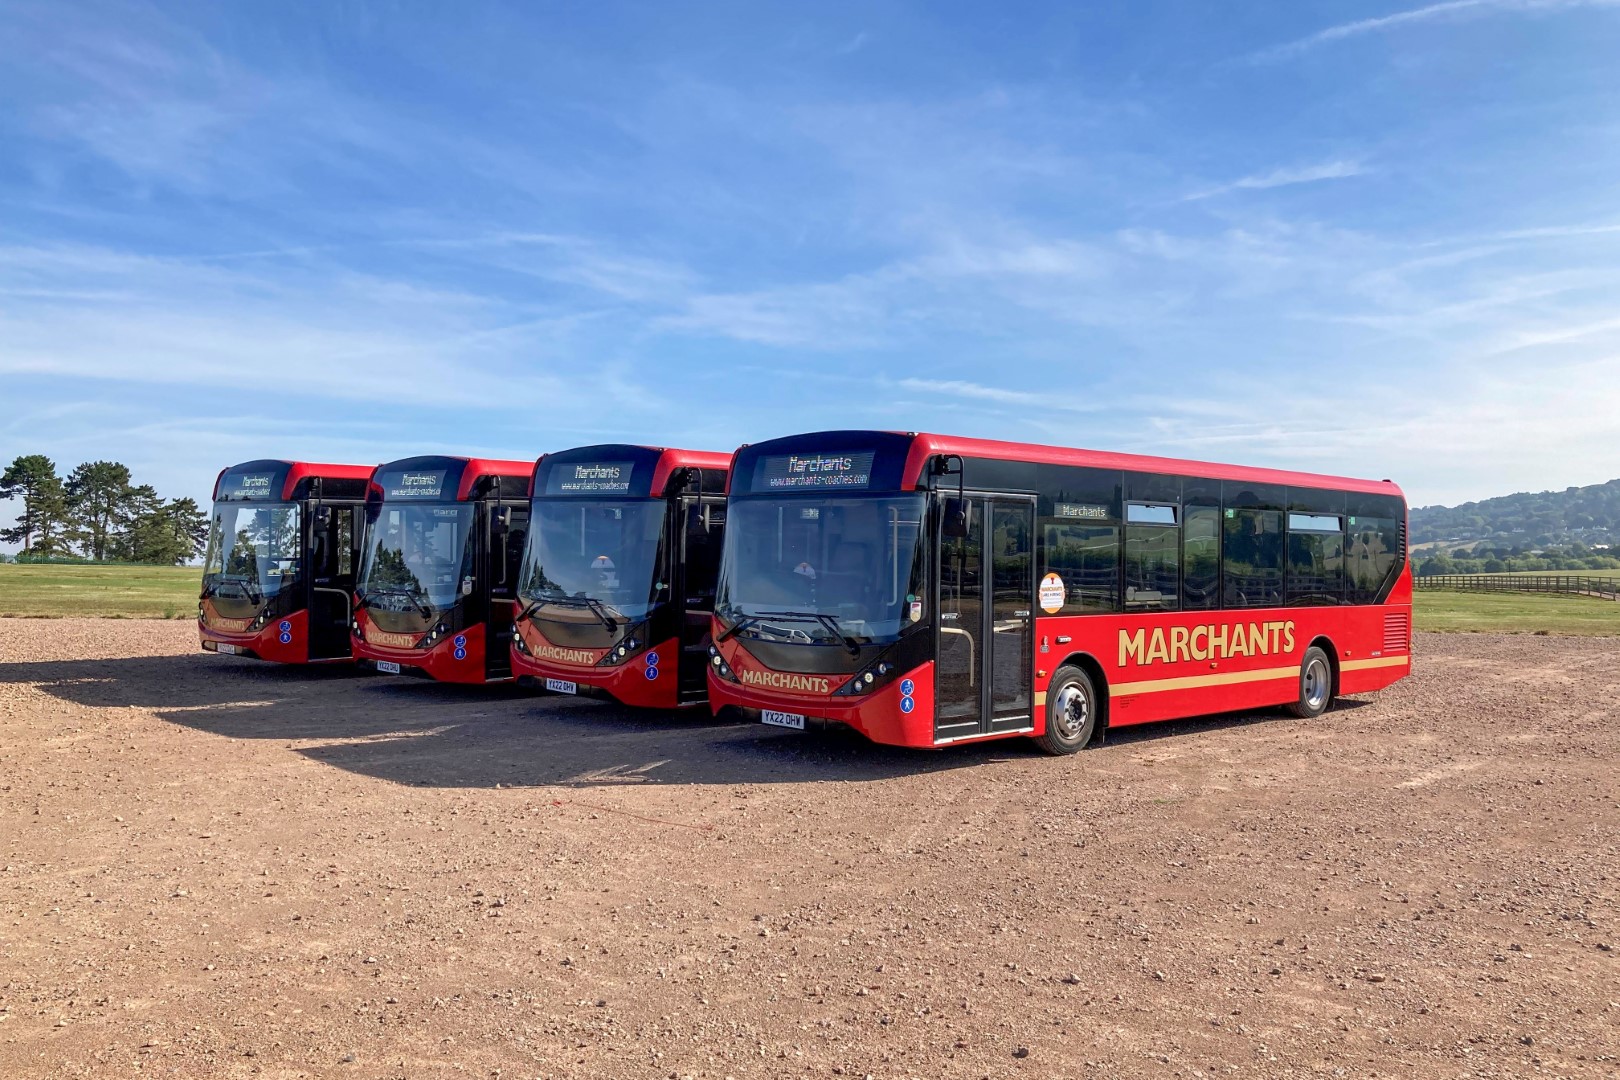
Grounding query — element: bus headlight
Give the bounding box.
[834,649,904,697]
[709,652,739,683]
[596,625,649,667]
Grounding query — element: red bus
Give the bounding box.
[353,456,532,684]
[708,431,1410,753]
[511,444,731,707]
[200,459,373,663]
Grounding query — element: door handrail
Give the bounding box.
[940,625,976,686]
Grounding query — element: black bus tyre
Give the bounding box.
[1287,646,1333,719]
[1035,665,1098,755]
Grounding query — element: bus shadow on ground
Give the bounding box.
[0,651,1020,786]
[1100,697,1373,748]
[0,652,1368,789]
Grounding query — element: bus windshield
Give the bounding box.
[715,494,927,648]
[517,499,668,643]
[202,502,302,612]
[358,503,475,632]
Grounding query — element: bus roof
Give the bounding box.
[213,459,376,501]
[900,432,1403,499]
[532,444,732,498]
[371,455,536,502]
[734,430,1404,500]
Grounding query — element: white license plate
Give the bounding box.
[375,660,402,674]
[545,679,577,694]
[216,643,238,655]
[761,710,807,730]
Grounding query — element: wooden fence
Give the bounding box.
[1413,574,1619,600]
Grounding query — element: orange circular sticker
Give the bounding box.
[1039,572,1065,613]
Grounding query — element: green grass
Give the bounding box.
[2,561,1616,635]
[0,562,200,618]
[1414,588,1620,636]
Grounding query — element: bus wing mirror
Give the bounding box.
[943,498,969,538]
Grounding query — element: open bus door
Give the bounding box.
[308,501,361,660]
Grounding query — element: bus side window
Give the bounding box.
[1124,503,1179,611]
[1181,505,1219,610]
[1223,508,1284,608]
[1346,517,1400,603]
[1040,521,1119,613]
[1286,514,1345,606]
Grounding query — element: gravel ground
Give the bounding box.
[0,619,1616,1079]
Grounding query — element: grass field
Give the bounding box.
[0,563,199,618]
[1412,588,1620,635]
[2,562,1618,634]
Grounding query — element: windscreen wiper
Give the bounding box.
[358,587,434,621]
[210,576,262,604]
[519,593,618,633]
[578,596,619,633]
[725,609,862,655]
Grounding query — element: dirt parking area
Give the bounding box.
[0,620,1616,1079]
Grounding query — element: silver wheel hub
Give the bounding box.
[1304,658,1329,710]
[1053,684,1089,739]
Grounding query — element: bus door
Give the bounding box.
[677,496,727,701]
[934,495,1035,742]
[486,502,530,679]
[309,502,358,660]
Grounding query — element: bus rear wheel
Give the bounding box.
[1287,646,1333,719]
[1035,665,1099,755]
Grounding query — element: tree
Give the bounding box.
[63,460,133,561]
[165,498,210,563]
[0,455,69,557]
[111,491,210,566]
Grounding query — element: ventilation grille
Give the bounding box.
[1383,612,1411,653]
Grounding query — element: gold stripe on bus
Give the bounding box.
[1034,655,1408,706]
[1341,655,1409,672]
[1111,664,1298,698]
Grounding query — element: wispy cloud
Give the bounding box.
[836,31,870,55]
[1184,160,1368,201]
[1252,0,1620,61]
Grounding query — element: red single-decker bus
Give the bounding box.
[708,431,1410,753]
[511,444,731,708]
[200,459,373,663]
[353,455,532,684]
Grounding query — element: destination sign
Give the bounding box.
[382,468,449,499]
[546,461,635,496]
[217,469,284,501]
[754,451,876,491]
[1054,502,1112,520]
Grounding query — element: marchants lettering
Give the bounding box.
[1119,620,1296,667]
[530,643,601,666]
[740,669,831,694]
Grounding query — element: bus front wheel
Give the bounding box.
[1035,665,1099,755]
[1287,646,1333,719]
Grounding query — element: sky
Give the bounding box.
[3,0,1620,548]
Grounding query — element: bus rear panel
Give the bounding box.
[709,431,1410,751]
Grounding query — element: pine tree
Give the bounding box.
[64,461,133,561]
[0,455,69,557]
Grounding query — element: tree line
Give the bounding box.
[0,455,208,566]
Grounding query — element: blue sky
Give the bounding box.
[3,0,1620,545]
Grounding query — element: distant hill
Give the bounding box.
[1412,478,1620,545]
[1409,478,1620,574]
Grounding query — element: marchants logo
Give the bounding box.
[530,643,600,665]
[739,669,831,694]
[1119,620,1296,667]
